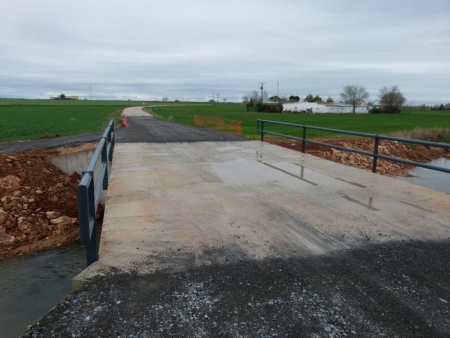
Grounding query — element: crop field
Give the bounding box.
[1,99,449,143]
[150,104,450,140]
[0,99,159,142]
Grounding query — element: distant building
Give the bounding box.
[50,95,80,100]
[283,102,369,114]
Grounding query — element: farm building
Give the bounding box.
[283,102,369,114]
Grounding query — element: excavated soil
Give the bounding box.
[267,138,450,176]
[0,143,97,259]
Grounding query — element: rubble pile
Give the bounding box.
[270,138,449,176]
[0,151,81,258]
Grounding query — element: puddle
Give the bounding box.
[262,162,318,186]
[341,195,378,211]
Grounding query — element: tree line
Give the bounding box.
[243,85,407,114]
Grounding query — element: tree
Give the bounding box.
[288,95,300,102]
[303,94,322,102]
[59,94,66,100]
[378,85,406,114]
[269,95,281,103]
[313,95,323,102]
[326,97,334,103]
[340,85,369,114]
[304,94,314,102]
[242,90,259,104]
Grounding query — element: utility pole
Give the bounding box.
[90,86,92,100]
[277,80,279,97]
[259,82,266,102]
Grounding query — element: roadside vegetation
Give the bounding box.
[150,104,450,140]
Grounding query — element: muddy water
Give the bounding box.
[0,245,85,337]
[400,157,450,194]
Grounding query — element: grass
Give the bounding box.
[150,104,450,140]
[0,99,176,142]
[1,99,449,143]
[391,128,450,143]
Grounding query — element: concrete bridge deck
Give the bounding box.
[74,139,450,280]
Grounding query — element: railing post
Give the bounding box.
[260,120,265,141]
[77,184,90,246]
[108,121,114,162]
[86,223,98,265]
[101,138,109,190]
[86,171,97,265]
[372,136,379,173]
[302,126,307,153]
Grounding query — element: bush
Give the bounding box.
[369,107,384,114]
[370,107,401,114]
[255,103,283,113]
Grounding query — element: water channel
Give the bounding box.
[0,244,85,337]
[400,157,450,194]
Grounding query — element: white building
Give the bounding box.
[283,102,369,114]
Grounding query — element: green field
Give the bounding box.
[150,104,450,140]
[0,99,158,142]
[1,99,449,143]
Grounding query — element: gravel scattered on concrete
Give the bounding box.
[23,239,450,337]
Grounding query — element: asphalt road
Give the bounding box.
[0,114,247,154]
[116,115,248,143]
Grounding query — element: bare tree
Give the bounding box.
[340,85,369,114]
[242,90,260,104]
[379,85,406,114]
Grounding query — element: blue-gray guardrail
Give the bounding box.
[257,119,450,174]
[77,120,115,266]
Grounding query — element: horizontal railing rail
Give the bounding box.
[257,119,450,174]
[77,120,115,266]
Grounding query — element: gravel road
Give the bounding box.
[24,240,450,337]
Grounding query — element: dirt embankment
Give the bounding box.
[268,138,450,176]
[0,143,97,259]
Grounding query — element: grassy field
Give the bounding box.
[0,99,163,142]
[1,99,449,143]
[150,104,450,140]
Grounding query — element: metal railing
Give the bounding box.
[77,120,115,266]
[257,119,450,174]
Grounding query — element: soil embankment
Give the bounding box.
[268,138,449,176]
[0,144,97,258]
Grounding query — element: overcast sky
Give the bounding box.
[1,0,449,104]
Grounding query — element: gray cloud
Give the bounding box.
[1,0,449,104]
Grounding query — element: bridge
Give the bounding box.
[28,107,450,337]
